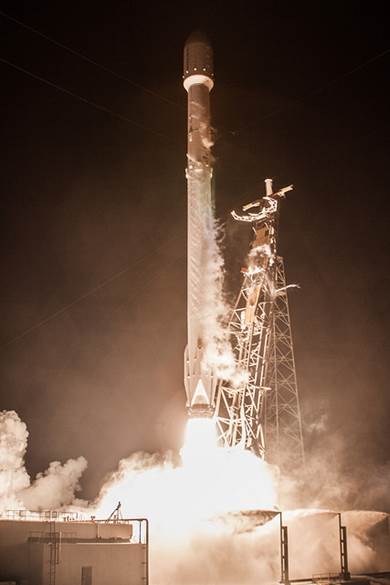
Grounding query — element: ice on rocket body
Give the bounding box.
[183,31,217,417]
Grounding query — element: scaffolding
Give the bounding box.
[214,179,304,471]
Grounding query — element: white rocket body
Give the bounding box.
[183,32,217,417]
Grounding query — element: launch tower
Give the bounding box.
[214,179,305,472]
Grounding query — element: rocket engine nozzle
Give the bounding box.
[187,404,214,419]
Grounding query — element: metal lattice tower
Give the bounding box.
[214,179,304,471]
[264,256,305,471]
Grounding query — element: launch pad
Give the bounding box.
[2,509,389,585]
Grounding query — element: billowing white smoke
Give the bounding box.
[0,410,30,510]
[279,416,390,513]
[247,243,272,274]
[200,217,238,381]
[0,410,87,512]
[21,457,87,511]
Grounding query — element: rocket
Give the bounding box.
[183,31,217,418]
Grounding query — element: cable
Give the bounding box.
[0,56,169,140]
[1,227,184,350]
[0,8,181,109]
[0,265,134,349]
[304,46,390,101]
[1,254,156,350]
[225,45,390,138]
[4,9,387,145]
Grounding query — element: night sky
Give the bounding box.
[1,2,389,506]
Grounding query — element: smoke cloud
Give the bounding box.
[0,410,30,510]
[0,410,87,513]
[278,420,390,514]
[20,456,87,511]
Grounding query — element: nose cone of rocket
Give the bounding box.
[183,30,214,84]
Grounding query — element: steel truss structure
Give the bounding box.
[214,179,304,470]
[264,256,305,471]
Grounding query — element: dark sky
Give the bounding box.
[1,1,389,503]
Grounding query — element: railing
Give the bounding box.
[312,572,342,584]
[0,509,85,522]
[0,509,146,534]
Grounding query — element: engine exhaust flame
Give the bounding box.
[91,418,278,531]
[181,417,218,466]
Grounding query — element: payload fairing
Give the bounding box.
[183,31,217,417]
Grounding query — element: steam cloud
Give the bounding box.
[0,410,86,512]
[273,410,390,514]
[0,410,30,510]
